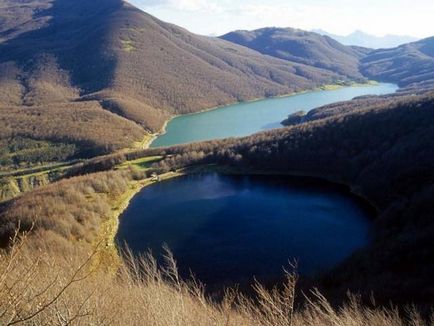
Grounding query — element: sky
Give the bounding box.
[129,0,433,38]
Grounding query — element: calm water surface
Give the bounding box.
[116,174,373,287]
[151,83,398,147]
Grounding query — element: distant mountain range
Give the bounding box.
[221,27,434,90]
[312,29,419,49]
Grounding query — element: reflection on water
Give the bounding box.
[116,174,373,288]
[151,83,398,147]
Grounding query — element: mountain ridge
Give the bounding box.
[220,27,365,80]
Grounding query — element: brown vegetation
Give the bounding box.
[361,37,434,89]
[0,0,373,169]
[128,90,434,305]
[0,230,429,325]
[220,27,365,80]
[0,169,139,249]
[3,90,433,307]
[1,86,434,321]
[1,0,433,172]
[0,101,145,166]
[2,0,434,322]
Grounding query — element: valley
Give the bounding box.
[0,0,433,324]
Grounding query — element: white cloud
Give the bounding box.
[129,0,434,38]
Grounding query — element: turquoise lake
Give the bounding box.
[151,83,398,147]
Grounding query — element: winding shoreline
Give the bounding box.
[100,164,379,280]
[106,165,379,254]
[146,81,382,148]
[110,80,390,263]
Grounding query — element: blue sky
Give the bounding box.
[129,0,433,38]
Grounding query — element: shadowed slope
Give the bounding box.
[150,90,434,304]
[361,37,434,89]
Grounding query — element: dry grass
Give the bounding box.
[0,170,137,249]
[0,231,430,326]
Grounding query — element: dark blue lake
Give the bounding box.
[116,174,372,287]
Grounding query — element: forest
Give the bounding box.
[1,0,434,324]
[0,101,145,170]
[361,37,434,90]
[152,90,434,304]
[220,27,366,79]
[1,0,433,173]
[1,89,434,308]
[0,0,361,172]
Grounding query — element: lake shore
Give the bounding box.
[104,162,379,267]
[148,81,393,148]
[115,166,374,287]
[95,170,186,268]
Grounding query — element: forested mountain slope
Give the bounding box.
[281,90,422,126]
[361,37,434,89]
[220,27,365,79]
[2,90,434,304]
[140,90,434,303]
[0,0,358,170]
[221,28,434,93]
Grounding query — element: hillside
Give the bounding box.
[0,0,361,171]
[2,90,434,309]
[135,90,434,304]
[2,0,434,323]
[281,91,415,126]
[220,27,365,80]
[361,37,434,89]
